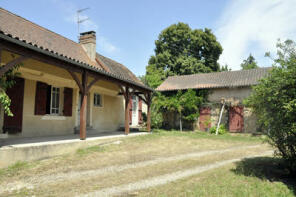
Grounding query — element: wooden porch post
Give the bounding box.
[68,70,100,140]
[80,70,87,140]
[124,87,131,135]
[119,85,132,135]
[146,92,152,133]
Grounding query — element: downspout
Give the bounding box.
[216,100,225,135]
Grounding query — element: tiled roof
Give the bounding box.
[0,8,145,89]
[156,67,271,91]
[96,54,142,84]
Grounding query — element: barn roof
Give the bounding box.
[156,67,271,91]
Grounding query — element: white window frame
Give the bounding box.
[94,93,102,107]
[50,86,60,115]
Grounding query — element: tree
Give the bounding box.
[146,22,223,88]
[220,64,232,72]
[0,65,20,117]
[138,75,148,86]
[240,54,259,70]
[245,40,296,175]
[146,23,222,130]
[155,89,205,130]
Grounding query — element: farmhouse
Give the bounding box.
[156,68,271,133]
[0,8,153,140]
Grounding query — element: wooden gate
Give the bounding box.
[229,106,244,132]
[3,77,25,133]
[199,107,211,131]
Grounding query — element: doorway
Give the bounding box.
[131,95,138,126]
[229,106,244,132]
[3,77,25,133]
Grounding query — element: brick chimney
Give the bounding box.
[79,31,96,62]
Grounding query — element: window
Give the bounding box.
[45,86,60,114]
[94,93,102,107]
[132,95,137,112]
[51,87,60,114]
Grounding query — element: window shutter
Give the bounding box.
[35,81,48,115]
[129,98,132,125]
[63,87,73,116]
[138,98,142,124]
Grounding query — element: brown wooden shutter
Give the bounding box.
[199,107,211,131]
[129,98,132,125]
[138,98,142,124]
[63,87,73,116]
[3,77,25,133]
[35,81,48,115]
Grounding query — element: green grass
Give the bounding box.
[0,161,34,177]
[76,145,106,156]
[133,129,264,143]
[139,156,296,197]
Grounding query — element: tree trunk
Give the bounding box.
[179,111,182,132]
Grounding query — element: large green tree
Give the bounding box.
[146,23,222,129]
[245,40,296,175]
[146,22,222,88]
[240,54,259,70]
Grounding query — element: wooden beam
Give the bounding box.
[80,94,87,140]
[0,42,82,73]
[124,86,131,135]
[118,85,127,100]
[0,41,152,94]
[145,92,152,133]
[0,56,28,78]
[138,95,147,105]
[86,77,100,93]
[67,70,83,92]
[79,70,88,140]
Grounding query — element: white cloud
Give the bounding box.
[52,0,118,53]
[215,0,296,69]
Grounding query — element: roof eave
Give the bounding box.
[156,84,257,92]
[0,33,153,92]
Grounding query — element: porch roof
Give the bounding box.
[0,8,153,92]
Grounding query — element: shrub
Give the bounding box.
[245,40,296,175]
[210,124,227,135]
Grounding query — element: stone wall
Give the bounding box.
[163,86,258,133]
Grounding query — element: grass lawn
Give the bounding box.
[139,157,295,197]
[0,130,294,197]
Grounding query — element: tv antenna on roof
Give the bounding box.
[77,8,90,38]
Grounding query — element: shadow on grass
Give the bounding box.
[232,157,296,195]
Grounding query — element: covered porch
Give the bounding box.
[0,32,153,140]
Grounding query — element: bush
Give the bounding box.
[210,124,227,135]
[245,40,296,175]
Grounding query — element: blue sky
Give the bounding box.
[1,0,296,76]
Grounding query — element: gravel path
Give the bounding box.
[0,144,269,195]
[0,144,262,194]
[80,151,273,197]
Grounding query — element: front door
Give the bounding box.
[199,107,211,131]
[131,95,138,126]
[3,77,25,133]
[229,106,244,132]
